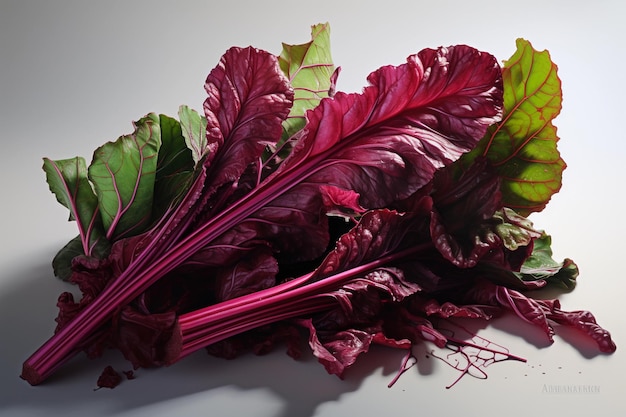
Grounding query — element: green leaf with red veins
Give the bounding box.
[42,157,107,251]
[278,22,335,141]
[178,105,207,165]
[43,157,98,230]
[461,38,564,215]
[88,113,161,240]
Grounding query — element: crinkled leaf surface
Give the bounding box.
[428,159,504,268]
[213,247,278,302]
[218,45,505,264]
[122,46,296,270]
[518,233,578,290]
[185,44,503,270]
[113,305,181,369]
[244,184,331,262]
[203,46,294,181]
[539,298,616,353]
[466,282,616,353]
[88,113,161,240]
[313,209,413,281]
[461,39,564,215]
[492,207,541,252]
[277,44,504,211]
[278,22,335,141]
[300,318,376,378]
[288,210,424,377]
[198,46,294,214]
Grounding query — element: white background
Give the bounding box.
[1,1,624,416]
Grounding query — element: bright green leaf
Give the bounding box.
[43,156,97,223]
[42,157,107,254]
[278,22,335,141]
[461,38,564,215]
[88,113,161,239]
[178,105,207,164]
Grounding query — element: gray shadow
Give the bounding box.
[0,244,408,417]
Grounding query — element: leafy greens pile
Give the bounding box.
[22,24,616,388]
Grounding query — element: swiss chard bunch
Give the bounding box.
[22,24,615,389]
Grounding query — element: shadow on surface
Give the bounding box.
[5,246,607,417]
[0,245,409,417]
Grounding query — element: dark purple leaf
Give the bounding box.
[96,366,122,389]
[463,280,616,353]
[414,297,498,320]
[298,318,376,378]
[426,158,539,270]
[197,46,295,216]
[213,247,278,302]
[112,306,182,368]
[538,299,617,353]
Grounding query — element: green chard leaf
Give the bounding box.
[42,157,109,280]
[43,157,98,227]
[178,105,208,165]
[518,233,578,290]
[460,38,564,215]
[493,207,542,251]
[154,113,195,218]
[88,113,162,240]
[44,111,197,280]
[51,235,110,281]
[278,22,335,142]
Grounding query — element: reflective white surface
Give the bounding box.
[1,1,624,416]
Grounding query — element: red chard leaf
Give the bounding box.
[278,45,504,209]
[428,158,503,268]
[112,306,182,369]
[298,318,376,378]
[463,280,616,353]
[24,24,617,394]
[113,46,297,267]
[319,185,365,216]
[178,46,295,230]
[203,46,294,183]
[213,247,279,302]
[539,300,617,353]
